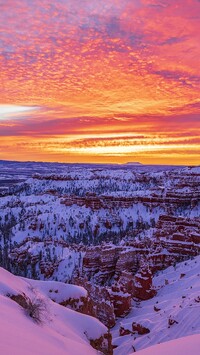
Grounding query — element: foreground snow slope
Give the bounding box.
[132,334,200,355]
[113,255,200,354]
[0,267,107,355]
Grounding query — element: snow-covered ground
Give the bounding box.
[133,334,200,355]
[112,255,200,354]
[0,267,108,355]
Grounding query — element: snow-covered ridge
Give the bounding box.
[0,267,111,355]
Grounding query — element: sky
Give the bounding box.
[0,0,200,165]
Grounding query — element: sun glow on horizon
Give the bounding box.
[0,105,38,118]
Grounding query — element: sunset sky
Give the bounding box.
[0,0,200,165]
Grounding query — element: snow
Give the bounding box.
[0,162,200,353]
[112,255,200,354]
[132,334,200,355]
[27,278,87,303]
[0,295,96,355]
[0,267,107,355]
[0,164,199,257]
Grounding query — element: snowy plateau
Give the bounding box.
[0,160,199,354]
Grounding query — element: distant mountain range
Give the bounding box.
[125,162,143,165]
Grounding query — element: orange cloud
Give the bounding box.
[0,0,199,164]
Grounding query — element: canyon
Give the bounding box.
[0,161,199,354]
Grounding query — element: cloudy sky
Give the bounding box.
[0,0,200,164]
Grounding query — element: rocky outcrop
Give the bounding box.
[132,266,156,300]
[153,215,200,265]
[119,326,133,336]
[89,331,113,355]
[118,271,135,295]
[72,277,116,328]
[109,284,132,317]
[132,322,150,335]
[83,245,121,284]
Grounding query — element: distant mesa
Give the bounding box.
[125,162,143,165]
